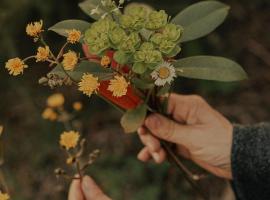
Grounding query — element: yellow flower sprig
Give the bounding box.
[56,131,100,180]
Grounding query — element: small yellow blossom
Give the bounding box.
[26,20,43,37]
[0,191,10,200]
[60,131,80,150]
[108,75,129,97]
[47,93,65,108]
[73,102,83,111]
[5,58,28,76]
[100,55,111,67]
[62,51,78,71]
[66,29,81,44]
[0,125,3,136]
[78,73,100,97]
[66,156,76,165]
[36,46,50,62]
[42,108,58,121]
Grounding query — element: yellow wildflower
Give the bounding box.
[26,20,43,37]
[60,131,80,150]
[47,93,65,108]
[66,29,81,44]
[100,55,111,67]
[73,102,83,111]
[36,46,50,62]
[42,108,58,121]
[62,51,78,71]
[0,191,10,200]
[5,57,28,76]
[108,75,129,97]
[78,73,100,97]
[0,125,3,136]
[66,156,76,165]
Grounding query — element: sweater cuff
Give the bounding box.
[232,123,270,200]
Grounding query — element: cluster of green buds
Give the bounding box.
[84,3,184,85]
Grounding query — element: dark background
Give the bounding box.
[0,0,270,199]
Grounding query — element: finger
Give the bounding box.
[153,148,167,164]
[138,127,161,153]
[137,147,151,162]
[68,179,84,200]
[145,113,195,144]
[82,176,111,200]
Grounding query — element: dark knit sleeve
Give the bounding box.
[232,123,270,200]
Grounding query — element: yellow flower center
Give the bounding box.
[26,20,43,37]
[78,73,100,97]
[59,131,80,150]
[62,51,78,71]
[36,46,50,62]
[5,57,27,76]
[47,93,65,108]
[67,29,81,44]
[108,76,129,97]
[100,56,111,67]
[158,67,170,79]
[42,108,58,121]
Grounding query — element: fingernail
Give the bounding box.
[146,114,160,129]
[152,152,160,162]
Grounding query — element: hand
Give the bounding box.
[68,176,111,200]
[137,94,233,179]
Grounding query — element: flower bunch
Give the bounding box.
[4,0,248,197]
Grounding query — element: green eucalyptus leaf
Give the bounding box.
[120,104,147,133]
[131,77,154,90]
[172,1,230,42]
[79,0,106,20]
[132,62,147,74]
[113,50,130,65]
[174,56,248,81]
[48,61,114,81]
[48,20,91,38]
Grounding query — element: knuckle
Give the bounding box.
[163,120,175,140]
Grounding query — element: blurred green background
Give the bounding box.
[0,0,270,199]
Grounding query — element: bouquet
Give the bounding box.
[4,0,247,198]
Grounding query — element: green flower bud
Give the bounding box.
[159,40,176,55]
[144,50,163,64]
[146,10,168,30]
[125,5,148,19]
[150,33,164,45]
[84,18,116,54]
[134,51,146,62]
[120,15,144,31]
[162,24,184,42]
[139,42,155,51]
[119,32,141,52]
[88,38,110,54]
[109,26,127,46]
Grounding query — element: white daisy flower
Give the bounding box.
[151,62,177,86]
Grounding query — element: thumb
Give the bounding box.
[145,114,193,144]
[82,176,111,200]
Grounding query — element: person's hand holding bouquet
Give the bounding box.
[137,94,233,179]
[68,94,233,199]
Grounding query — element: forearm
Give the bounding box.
[232,123,270,200]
